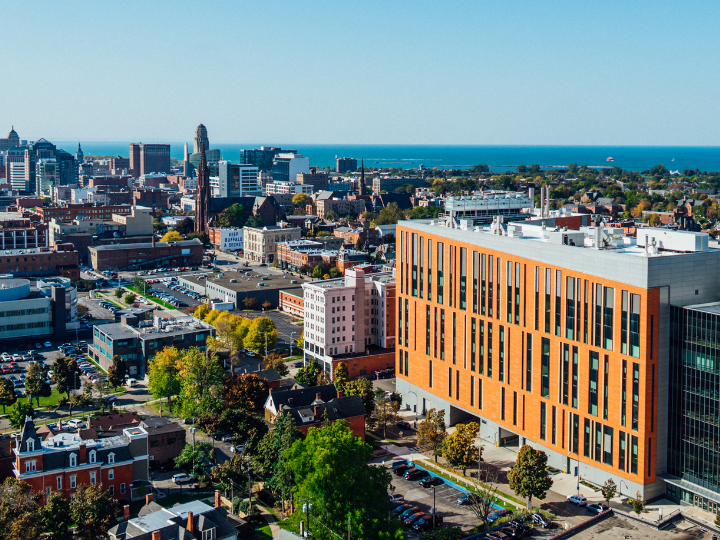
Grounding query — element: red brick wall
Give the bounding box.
[331,351,395,379]
[279,291,304,318]
[19,461,135,502]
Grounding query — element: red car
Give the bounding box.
[404,512,426,526]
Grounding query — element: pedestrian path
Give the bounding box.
[256,504,281,536]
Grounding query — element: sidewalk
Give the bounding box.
[255,504,281,537]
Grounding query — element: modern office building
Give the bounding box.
[35,158,58,195]
[336,157,357,174]
[303,269,396,373]
[271,153,309,184]
[213,161,261,197]
[442,193,535,225]
[240,146,294,173]
[264,181,313,196]
[296,167,330,191]
[396,218,720,501]
[128,143,171,177]
[372,176,425,194]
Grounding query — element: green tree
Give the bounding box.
[263,352,289,377]
[114,288,123,298]
[630,491,646,515]
[54,356,80,399]
[344,378,375,416]
[294,360,322,387]
[132,277,146,291]
[177,348,225,419]
[370,393,400,438]
[255,411,300,512]
[0,379,16,414]
[507,444,554,509]
[174,217,195,235]
[214,203,249,228]
[328,266,341,278]
[417,408,447,462]
[244,317,279,354]
[601,478,617,507]
[123,293,136,304]
[175,441,215,481]
[70,483,118,540]
[147,346,181,412]
[41,491,72,540]
[441,422,481,475]
[312,265,323,279]
[286,420,403,540]
[375,202,405,225]
[9,402,35,430]
[409,206,442,219]
[246,214,265,227]
[333,362,349,391]
[107,355,127,390]
[25,363,50,407]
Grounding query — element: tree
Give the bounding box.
[344,379,375,416]
[224,374,270,412]
[147,346,181,412]
[647,213,661,226]
[601,478,616,507]
[418,408,447,462]
[174,217,195,235]
[329,266,341,278]
[25,363,50,407]
[123,293,136,304]
[246,214,265,227]
[54,356,80,399]
[630,490,646,515]
[0,379,16,414]
[215,203,249,228]
[9,401,35,430]
[442,422,481,475]
[244,317,278,354]
[175,441,215,481]
[507,444,554,509]
[294,360,322,387]
[468,467,501,527]
[255,411,300,514]
[296,331,304,350]
[114,288,123,298]
[70,483,118,540]
[0,478,42,540]
[286,420,403,539]
[261,300,272,310]
[409,206,442,219]
[312,265,323,279]
[370,393,400,437]
[292,193,313,208]
[242,297,258,309]
[176,347,225,419]
[132,277,146,291]
[161,231,184,242]
[194,303,211,320]
[107,355,127,390]
[333,362,349,390]
[41,491,72,540]
[375,202,405,225]
[263,352,289,376]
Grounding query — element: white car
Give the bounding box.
[67,419,85,430]
[172,473,195,484]
[567,494,588,506]
[126,378,138,387]
[43,341,52,348]
[1,353,10,362]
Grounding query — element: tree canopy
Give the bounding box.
[374,202,405,225]
[507,444,553,508]
[214,203,249,228]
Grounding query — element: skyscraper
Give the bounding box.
[194,124,209,155]
[75,143,84,164]
[195,142,210,235]
[128,143,171,178]
[0,127,20,152]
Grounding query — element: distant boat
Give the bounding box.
[672,158,675,162]
[606,157,615,162]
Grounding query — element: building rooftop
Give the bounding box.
[303,271,394,291]
[180,269,308,293]
[89,238,201,251]
[684,302,720,316]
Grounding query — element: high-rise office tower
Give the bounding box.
[194,124,209,155]
[195,143,210,235]
[128,143,171,178]
[75,143,84,164]
[336,157,357,173]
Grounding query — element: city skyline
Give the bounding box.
[2,1,719,146]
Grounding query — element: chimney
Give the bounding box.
[215,490,221,508]
[316,393,321,401]
[187,512,194,534]
[145,493,153,505]
[152,235,156,247]
[292,384,298,390]
[152,532,161,540]
[337,389,344,398]
[258,363,262,371]
[314,405,320,417]
[123,505,130,521]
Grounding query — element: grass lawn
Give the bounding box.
[252,524,272,540]
[145,398,180,417]
[97,293,124,308]
[126,285,178,310]
[282,355,303,361]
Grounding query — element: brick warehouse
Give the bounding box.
[89,238,203,271]
[396,216,720,501]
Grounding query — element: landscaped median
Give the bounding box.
[125,285,178,310]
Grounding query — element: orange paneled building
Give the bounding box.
[396,218,720,500]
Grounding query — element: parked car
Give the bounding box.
[398,507,420,521]
[397,421,411,430]
[43,341,52,348]
[390,460,408,470]
[567,494,587,506]
[221,434,237,443]
[586,503,607,514]
[392,504,413,515]
[499,527,522,538]
[67,419,85,429]
[388,493,404,503]
[412,515,443,532]
[404,512,427,527]
[394,464,412,476]
[172,473,195,484]
[457,492,480,505]
[488,509,513,523]
[419,476,443,488]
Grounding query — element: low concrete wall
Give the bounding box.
[550,510,612,539]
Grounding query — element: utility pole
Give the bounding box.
[348,515,351,540]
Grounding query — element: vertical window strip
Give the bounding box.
[589,351,599,416]
[603,287,614,350]
[632,362,640,430]
[488,255,494,317]
[621,290,628,354]
[427,240,433,301]
[515,262,521,325]
[540,401,546,440]
[525,333,532,392]
[534,265,539,331]
[572,346,579,408]
[488,322,493,378]
[545,268,551,333]
[541,337,550,398]
[499,325,505,382]
[479,320,485,375]
[481,253,486,316]
[460,247,467,310]
[566,276,575,340]
[603,355,609,420]
[437,242,444,304]
[507,260,513,323]
[630,294,641,357]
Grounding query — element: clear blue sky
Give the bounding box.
[2,0,719,145]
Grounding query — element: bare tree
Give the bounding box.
[468,466,501,527]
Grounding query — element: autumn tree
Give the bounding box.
[107,355,127,390]
[147,346,181,411]
[242,297,258,310]
[333,362,349,391]
[244,316,278,353]
[507,444,553,509]
[441,422,481,475]
[224,374,269,412]
[292,193,312,208]
[294,360,321,387]
[161,230,184,242]
[370,393,400,437]
[630,490,646,515]
[263,352,289,376]
[601,478,617,507]
[0,379,16,414]
[0,477,43,540]
[418,408,447,462]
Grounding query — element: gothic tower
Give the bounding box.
[194,141,211,234]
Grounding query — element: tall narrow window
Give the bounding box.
[513,392,518,426]
[501,387,506,420]
[572,414,579,454]
[429,360,433,388]
[472,252,478,314]
[583,418,591,457]
[398,298,403,345]
[426,306,431,355]
[405,299,409,347]
[481,254,486,316]
[515,262,521,325]
[488,255,494,317]
[589,351,599,416]
[630,294,641,357]
[603,426,613,466]
[541,337,550,398]
[621,291,628,354]
[437,243,444,304]
[551,405,556,444]
[449,246,454,307]
[622,359,627,427]
[595,422,602,462]
[540,402,546,440]
[603,355,609,420]
[399,348,403,375]
[631,435,638,474]
[555,270,562,336]
[619,431,626,471]
[594,284,602,347]
[496,257,501,319]
[583,280,589,343]
[566,276,575,340]
[448,367,452,397]
[562,344,570,406]
[544,268,551,333]
[440,310,445,360]
[507,261,513,323]
[411,233,418,297]
[603,287,614,350]
[471,318,476,372]
[487,323,493,378]
[405,350,409,376]
[460,247,467,310]
[499,326,505,382]
[419,237,424,299]
[525,333,532,392]
[452,313,457,365]
[479,320,485,375]
[456,370,460,400]
[632,362,639,430]
[534,266,539,331]
[470,375,474,406]
[478,377,483,409]
[572,346,579,408]
[427,240,433,301]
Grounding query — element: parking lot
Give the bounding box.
[146,278,203,308]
